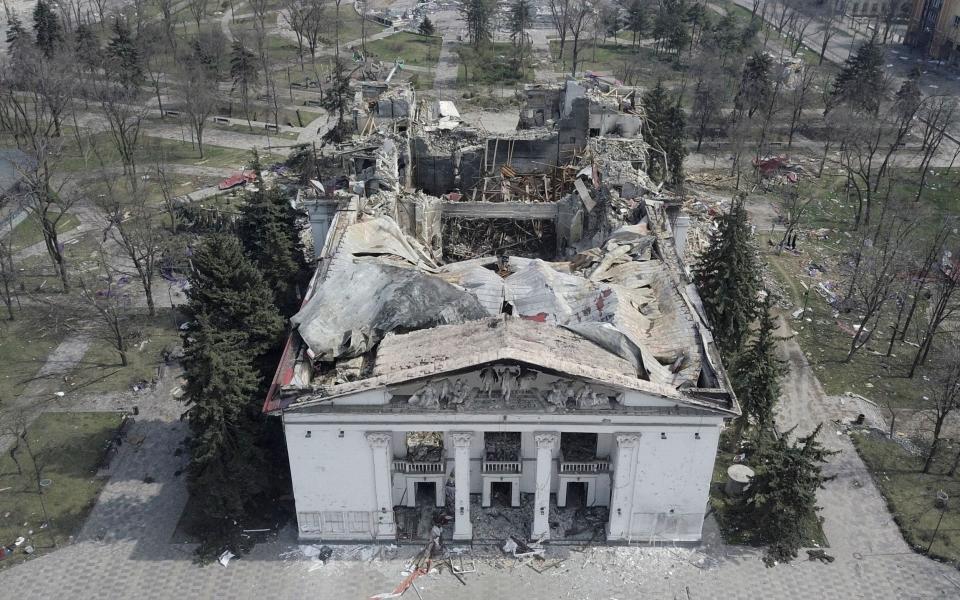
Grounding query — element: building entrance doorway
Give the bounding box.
[566,481,588,508]
[490,481,513,508]
[415,482,437,506]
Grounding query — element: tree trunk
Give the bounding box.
[922,422,944,474]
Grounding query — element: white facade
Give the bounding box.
[282,379,726,543]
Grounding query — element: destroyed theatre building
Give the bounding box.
[264,79,738,545]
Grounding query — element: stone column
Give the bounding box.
[606,433,641,541]
[532,432,560,540]
[365,431,397,540]
[450,431,474,541]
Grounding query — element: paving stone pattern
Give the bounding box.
[2,327,960,598]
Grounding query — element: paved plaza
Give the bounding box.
[1,322,959,599]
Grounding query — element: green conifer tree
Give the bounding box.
[236,151,306,314]
[106,19,143,90]
[692,193,761,354]
[828,38,885,115]
[739,424,834,566]
[185,233,285,358]
[418,16,435,36]
[643,82,687,185]
[730,294,786,441]
[183,319,268,548]
[32,0,62,57]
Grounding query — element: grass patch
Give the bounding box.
[0,411,124,568]
[65,309,183,395]
[852,430,960,563]
[0,309,75,404]
[5,213,80,253]
[51,131,258,173]
[752,168,960,410]
[458,42,534,85]
[364,32,441,67]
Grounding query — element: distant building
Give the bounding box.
[906,0,960,60]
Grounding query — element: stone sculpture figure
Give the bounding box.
[408,382,440,408]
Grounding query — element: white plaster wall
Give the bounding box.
[621,424,721,542]
[286,424,382,538]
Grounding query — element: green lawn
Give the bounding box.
[458,42,534,85]
[5,213,81,253]
[0,411,124,568]
[66,309,182,395]
[51,131,257,173]
[364,32,441,67]
[0,309,75,405]
[852,431,960,563]
[755,168,960,410]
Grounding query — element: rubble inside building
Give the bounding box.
[270,77,738,547]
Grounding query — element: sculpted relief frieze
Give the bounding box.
[402,366,617,412]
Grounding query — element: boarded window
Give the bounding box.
[298,512,322,533]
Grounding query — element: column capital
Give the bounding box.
[365,431,393,448]
[534,431,560,449]
[615,432,641,448]
[449,431,474,448]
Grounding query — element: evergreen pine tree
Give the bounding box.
[236,151,306,314]
[692,194,761,354]
[418,16,435,36]
[643,82,687,185]
[734,51,772,119]
[74,23,101,69]
[739,424,834,566]
[183,319,268,546]
[185,233,285,358]
[828,38,885,115]
[625,0,649,47]
[730,294,786,440]
[322,59,352,141]
[32,0,62,57]
[106,19,143,90]
[6,14,26,49]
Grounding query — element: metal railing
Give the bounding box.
[482,460,522,474]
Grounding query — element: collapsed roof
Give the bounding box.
[267,79,737,416]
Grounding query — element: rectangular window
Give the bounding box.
[348,511,370,533]
[323,511,346,534]
[298,512,322,533]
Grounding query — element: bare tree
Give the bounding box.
[908,260,960,377]
[188,0,208,30]
[899,222,951,342]
[178,66,220,159]
[816,3,840,64]
[548,0,571,62]
[920,342,960,473]
[156,0,179,51]
[93,176,170,317]
[568,0,595,77]
[96,85,148,183]
[843,210,914,362]
[775,184,814,253]
[0,49,79,291]
[0,228,17,320]
[786,63,817,149]
[283,0,310,67]
[914,96,957,202]
[77,258,134,367]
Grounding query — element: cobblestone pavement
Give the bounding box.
[3,324,960,598]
